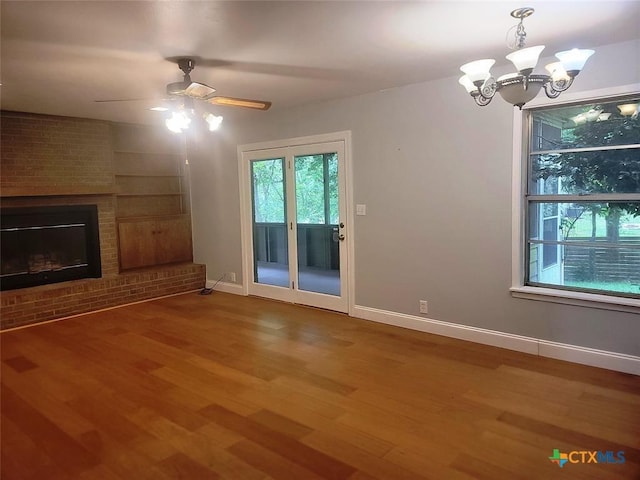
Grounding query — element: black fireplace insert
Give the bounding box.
[1,204,102,291]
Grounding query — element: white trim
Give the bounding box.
[538,341,640,374]
[237,143,251,297]
[239,131,353,152]
[511,84,640,311]
[352,305,640,375]
[353,305,539,355]
[511,107,525,289]
[510,286,640,313]
[344,132,355,317]
[523,83,640,109]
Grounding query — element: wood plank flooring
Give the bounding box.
[2,292,639,479]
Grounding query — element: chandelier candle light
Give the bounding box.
[459,7,594,109]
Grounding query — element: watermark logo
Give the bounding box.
[549,449,625,468]
[549,449,568,468]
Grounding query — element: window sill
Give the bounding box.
[510,286,640,314]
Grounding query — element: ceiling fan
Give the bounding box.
[96,57,272,111]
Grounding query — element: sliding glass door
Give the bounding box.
[243,140,348,312]
[250,156,289,288]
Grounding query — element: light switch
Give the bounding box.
[356,204,367,216]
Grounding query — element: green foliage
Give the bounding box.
[252,159,285,223]
[295,155,326,224]
[295,154,339,225]
[564,210,639,238]
[536,115,640,197]
[252,153,339,225]
[535,113,640,240]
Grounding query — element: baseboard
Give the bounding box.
[200,285,639,375]
[538,341,640,375]
[205,279,245,295]
[352,305,640,375]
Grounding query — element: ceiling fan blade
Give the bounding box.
[206,96,272,110]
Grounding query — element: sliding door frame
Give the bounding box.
[238,131,354,315]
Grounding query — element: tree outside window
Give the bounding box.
[527,96,640,297]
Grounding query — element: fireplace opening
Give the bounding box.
[1,205,102,291]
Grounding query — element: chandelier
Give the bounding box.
[458,7,594,109]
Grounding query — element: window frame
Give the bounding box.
[510,84,640,313]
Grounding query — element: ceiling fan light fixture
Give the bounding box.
[163,106,224,134]
[204,113,223,131]
[165,110,191,133]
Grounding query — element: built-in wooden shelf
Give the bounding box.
[114,173,185,178]
[115,193,184,197]
[117,213,190,222]
[1,185,117,198]
[111,127,191,272]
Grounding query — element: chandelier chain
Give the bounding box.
[515,19,527,49]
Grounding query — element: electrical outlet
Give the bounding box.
[419,300,428,314]
[228,272,236,283]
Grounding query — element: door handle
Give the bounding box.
[332,232,346,242]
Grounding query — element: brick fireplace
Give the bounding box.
[0,111,205,330]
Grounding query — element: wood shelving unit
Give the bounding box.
[111,125,193,271]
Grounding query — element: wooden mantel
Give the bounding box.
[1,185,117,198]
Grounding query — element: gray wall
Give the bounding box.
[189,39,640,356]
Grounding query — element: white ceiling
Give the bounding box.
[1,1,639,126]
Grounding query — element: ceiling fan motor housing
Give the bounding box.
[166,58,196,95]
[166,81,191,95]
[177,58,195,75]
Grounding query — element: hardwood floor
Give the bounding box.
[2,292,639,479]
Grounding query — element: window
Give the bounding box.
[294,153,339,225]
[524,94,640,299]
[252,158,286,223]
